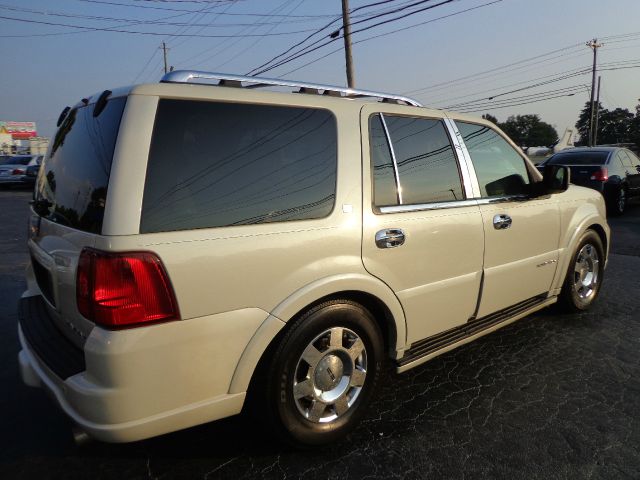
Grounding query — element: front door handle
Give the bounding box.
[375,229,405,248]
[493,214,512,230]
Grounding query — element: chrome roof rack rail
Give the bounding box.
[160,70,423,107]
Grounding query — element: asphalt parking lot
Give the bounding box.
[1,188,639,480]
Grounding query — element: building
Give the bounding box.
[0,121,49,154]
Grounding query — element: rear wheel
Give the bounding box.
[260,300,383,447]
[558,230,605,312]
[609,187,626,216]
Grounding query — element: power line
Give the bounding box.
[246,0,440,76]
[249,0,458,76]
[0,13,324,37]
[278,0,503,77]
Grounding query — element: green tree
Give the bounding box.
[499,114,558,147]
[628,101,640,150]
[598,108,634,144]
[575,101,604,145]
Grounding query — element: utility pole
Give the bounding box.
[341,0,355,88]
[594,76,601,146]
[586,38,603,147]
[161,42,169,74]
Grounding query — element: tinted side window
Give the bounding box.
[457,122,530,197]
[620,151,635,167]
[382,116,463,205]
[141,100,337,233]
[628,151,640,168]
[369,114,399,207]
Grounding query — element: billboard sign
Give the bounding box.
[0,121,37,139]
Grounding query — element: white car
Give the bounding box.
[18,72,609,447]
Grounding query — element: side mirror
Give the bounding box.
[542,165,570,194]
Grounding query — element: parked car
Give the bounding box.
[0,154,43,188]
[18,72,610,448]
[538,147,640,215]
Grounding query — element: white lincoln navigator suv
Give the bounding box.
[18,71,610,447]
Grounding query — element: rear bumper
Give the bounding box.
[17,294,271,442]
[0,174,33,185]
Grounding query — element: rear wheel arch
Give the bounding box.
[230,288,403,396]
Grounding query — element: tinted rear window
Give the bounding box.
[34,97,126,234]
[140,99,337,233]
[1,156,32,165]
[547,151,609,165]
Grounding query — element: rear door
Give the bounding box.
[360,104,485,345]
[28,95,127,347]
[454,121,561,317]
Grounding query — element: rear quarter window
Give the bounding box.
[140,99,338,233]
[35,97,126,234]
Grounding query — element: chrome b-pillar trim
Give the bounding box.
[379,113,403,205]
[443,118,481,198]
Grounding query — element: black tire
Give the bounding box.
[558,230,605,312]
[259,300,383,447]
[608,187,626,216]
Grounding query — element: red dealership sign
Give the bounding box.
[0,121,37,139]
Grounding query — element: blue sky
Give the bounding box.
[1,0,639,139]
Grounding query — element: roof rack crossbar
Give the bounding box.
[160,70,422,107]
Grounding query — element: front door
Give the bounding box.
[453,120,561,317]
[360,104,485,345]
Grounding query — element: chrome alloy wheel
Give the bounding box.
[573,243,600,300]
[293,327,367,423]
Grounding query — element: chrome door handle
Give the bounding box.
[375,229,405,248]
[493,214,512,230]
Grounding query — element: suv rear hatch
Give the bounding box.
[26,94,127,352]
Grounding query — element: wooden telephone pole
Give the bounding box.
[586,38,603,147]
[341,0,355,88]
[161,42,169,74]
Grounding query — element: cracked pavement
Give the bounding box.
[1,190,639,479]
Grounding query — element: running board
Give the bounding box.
[398,294,551,369]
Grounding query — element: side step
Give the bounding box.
[398,294,549,368]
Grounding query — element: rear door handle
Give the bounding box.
[493,214,512,230]
[375,229,405,248]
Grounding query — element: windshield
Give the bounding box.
[547,151,609,165]
[34,97,126,234]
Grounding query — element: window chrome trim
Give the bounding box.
[379,199,479,214]
[445,118,482,198]
[476,195,529,205]
[379,113,403,204]
[443,118,476,199]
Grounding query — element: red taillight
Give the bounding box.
[76,248,179,328]
[590,167,608,181]
[12,168,25,175]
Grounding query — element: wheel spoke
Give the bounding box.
[294,379,314,400]
[334,396,349,416]
[574,262,582,274]
[308,400,326,422]
[301,344,323,367]
[348,338,365,361]
[329,327,344,348]
[350,368,366,387]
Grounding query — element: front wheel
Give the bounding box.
[558,230,605,312]
[261,300,383,447]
